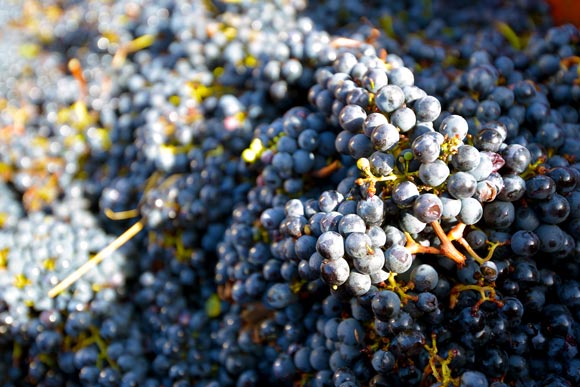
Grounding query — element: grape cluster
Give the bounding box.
[2,0,580,386]
[0,186,133,385]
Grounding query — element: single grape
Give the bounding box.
[483,201,515,229]
[372,290,401,321]
[338,214,367,236]
[536,224,566,253]
[418,159,450,187]
[345,271,372,296]
[511,230,541,256]
[392,181,420,207]
[369,151,395,177]
[526,175,556,200]
[412,133,441,163]
[353,248,385,275]
[447,172,478,199]
[371,123,400,152]
[375,84,406,113]
[413,95,441,122]
[439,114,468,140]
[357,195,384,225]
[316,231,345,260]
[362,68,389,93]
[413,193,443,223]
[410,264,439,292]
[502,144,531,174]
[339,104,367,133]
[348,133,374,159]
[345,232,374,260]
[384,245,413,274]
[458,197,483,225]
[497,174,526,202]
[388,66,414,88]
[391,107,416,133]
[320,258,351,286]
[536,193,570,224]
[452,145,481,172]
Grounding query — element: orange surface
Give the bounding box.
[547,0,580,26]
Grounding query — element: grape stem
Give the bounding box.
[449,283,504,313]
[405,222,467,266]
[48,219,144,298]
[104,207,140,220]
[422,333,460,387]
[407,222,506,268]
[68,58,87,99]
[430,221,467,266]
[377,272,418,303]
[311,160,342,178]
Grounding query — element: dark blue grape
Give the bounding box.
[384,245,413,274]
[339,104,367,133]
[272,354,296,380]
[536,122,565,149]
[483,201,515,229]
[372,290,401,321]
[511,230,541,256]
[392,181,420,207]
[458,197,483,225]
[362,68,389,93]
[357,195,384,225]
[497,174,526,201]
[413,96,441,122]
[337,318,365,346]
[335,130,355,155]
[320,258,350,286]
[418,159,450,187]
[371,123,400,152]
[338,214,366,235]
[346,271,372,296]
[389,66,414,88]
[375,85,405,113]
[447,172,478,199]
[391,107,416,133]
[389,330,426,357]
[366,225,386,248]
[371,350,396,374]
[502,144,531,174]
[345,232,373,260]
[459,370,489,387]
[439,114,468,140]
[265,283,298,309]
[349,133,374,159]
[536,193,570,224]
[353,248,384,275]
[526,175,556,200]
[369,151,395,177]
[413,193,443,223]
[536,224,566,253]
[452,145,481,172]
[410,264,439,292]
[547,167,577,193]
[412,133,441,163]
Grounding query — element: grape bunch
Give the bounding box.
[1,0,580,386]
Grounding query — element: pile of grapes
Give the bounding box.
[2,0,580,386]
